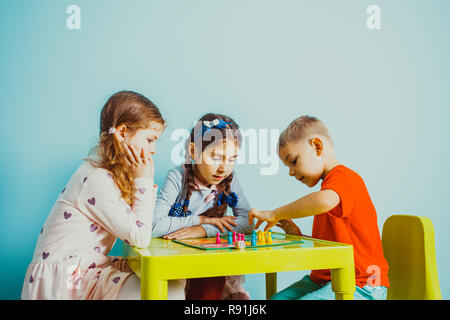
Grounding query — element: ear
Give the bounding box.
[114,124,127,142]
[310,137,324,156]
[189,142,196,161]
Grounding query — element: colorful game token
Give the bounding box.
[216,232,221,244]
[228,231,233,244]
[233,231,237,243]
[267,230,273,244]
[172,233,304,250]
[235,234,245,250]
[251,230,257,246]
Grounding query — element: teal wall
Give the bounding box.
[1,0,449,299]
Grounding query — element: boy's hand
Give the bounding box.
[248,209,278,232]
[277,219,302,236]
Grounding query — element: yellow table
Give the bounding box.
[122,233,355,300]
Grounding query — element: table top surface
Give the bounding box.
[128,232,352,258]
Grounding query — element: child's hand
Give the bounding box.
[163,225,207,240]
[200,216,237,233]
[122,143,154,180]
[277,219,302,236]
[248,209,278,232]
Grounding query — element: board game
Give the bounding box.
[172,232,304,250]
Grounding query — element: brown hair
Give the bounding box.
[278,115,333,150]
[88,91,166,206]
[183,113,242,218]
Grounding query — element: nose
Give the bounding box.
[217,163,225,173]
[149,143,156,155]
[289,167,296,176]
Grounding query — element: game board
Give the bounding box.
[172,232,304,250]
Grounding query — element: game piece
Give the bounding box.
[216,232,221,244]
[228,231,233,244]
[233,231,237,243]
[235,234,245,250]
[267,230,273,244]
[172,233,304,250]
[251,230,257,246]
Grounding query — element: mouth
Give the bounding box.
[212,175,225,182]
[297,176,305,182]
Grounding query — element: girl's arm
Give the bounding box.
[78,169,157,248]
[151,167,201,238]
[229,174,255,235]
[201,174,254,237]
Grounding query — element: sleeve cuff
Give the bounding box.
[201,224,221,237]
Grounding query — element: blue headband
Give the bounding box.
[194,119,233,139]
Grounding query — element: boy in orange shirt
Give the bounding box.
[249,115,389,300]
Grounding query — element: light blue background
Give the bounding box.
[1,0,449,299]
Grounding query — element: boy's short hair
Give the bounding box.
[278,115,333,150]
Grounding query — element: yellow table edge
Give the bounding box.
[123,233,355,300]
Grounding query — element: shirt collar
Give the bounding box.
[194,176,218,192]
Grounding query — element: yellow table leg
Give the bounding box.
[265,273,277,300]
[140,259,168,300]
[141,276,168,300]
[331,267,355,300]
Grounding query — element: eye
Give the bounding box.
[291,158,297,165]
[147,138,155,144]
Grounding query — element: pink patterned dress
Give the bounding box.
[21,161,157,299]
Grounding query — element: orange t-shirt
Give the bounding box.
[309,165,389,288]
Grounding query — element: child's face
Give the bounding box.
[123,121,164,161]
[279,138,325,188]
[191,139,239,186]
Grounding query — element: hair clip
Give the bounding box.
[192,119,234,141]
[108,127,117,134]
[201,119,232,135]
[203,119,220,128]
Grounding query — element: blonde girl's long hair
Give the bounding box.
[88,91,166,206]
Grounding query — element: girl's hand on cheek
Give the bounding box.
[122,143,154,181]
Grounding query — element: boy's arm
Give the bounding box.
[249,189,340,231]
